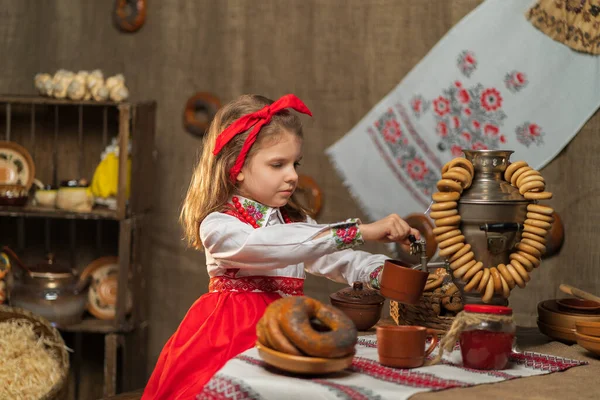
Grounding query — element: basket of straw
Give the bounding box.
[390,267,462,332]
[0,305,69,400]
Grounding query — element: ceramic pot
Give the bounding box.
[330,282,385,331]
[379,259,428,304]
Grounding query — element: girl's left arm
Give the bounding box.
[302,216,388,288]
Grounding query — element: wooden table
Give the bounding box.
[101,327,600,400]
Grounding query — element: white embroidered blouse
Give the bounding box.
[199,196,388,287]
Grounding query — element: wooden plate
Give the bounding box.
[537,319,576,344]
[0,141,35,189]
[256,342,354,375]
[557,298,600,312]
[81,256,132,320]
[575,332,600,357]
[576,321,600,338]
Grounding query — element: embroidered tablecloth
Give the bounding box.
[326,0,600,221]
[198,335,585,400]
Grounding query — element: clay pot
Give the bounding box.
[376,325,439,368]
[330,282,385,331]
[379,259,429,304]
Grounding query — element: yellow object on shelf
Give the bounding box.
[90,152,131,199]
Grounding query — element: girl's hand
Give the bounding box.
[358,214,421,250]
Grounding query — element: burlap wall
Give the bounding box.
[0,0,596,390]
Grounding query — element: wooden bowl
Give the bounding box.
[256,342,354,375]
[575,331,600,357]
[537,300,600,330]
[537,319,576,343]
[576,321,600,338]
[557,298,600,312]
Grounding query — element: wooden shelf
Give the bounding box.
[0,94,155,107]
[0,204,119,220]
[59,317,135,334]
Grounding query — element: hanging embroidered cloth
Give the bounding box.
[327,0,600,221]
[527,0,600,55]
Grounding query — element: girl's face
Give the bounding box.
[236,130,303,208]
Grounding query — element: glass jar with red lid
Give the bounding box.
[459,304,516,370]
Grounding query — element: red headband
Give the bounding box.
[213,94,312,182]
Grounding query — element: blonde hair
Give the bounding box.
[180,94,308,249]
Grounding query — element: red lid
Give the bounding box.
[463,304,512,315]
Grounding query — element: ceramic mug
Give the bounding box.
[376,325,439,368]
[379,259,429,304]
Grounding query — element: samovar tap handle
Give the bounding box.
[408,235,429,273]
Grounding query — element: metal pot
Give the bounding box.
[453,150,532,306]
[2,246,90,327]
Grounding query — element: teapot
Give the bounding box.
[2,246,91,327]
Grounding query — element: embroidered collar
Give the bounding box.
[229,196,280,227]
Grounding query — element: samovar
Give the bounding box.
[452,149,531,305]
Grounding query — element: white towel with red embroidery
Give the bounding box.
[197,336,584,400]
[326,0,600,221]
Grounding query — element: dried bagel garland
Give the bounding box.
[430,157,554,303]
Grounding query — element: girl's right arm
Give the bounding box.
[200,213,365,270]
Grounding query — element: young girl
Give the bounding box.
[142,94,420,399]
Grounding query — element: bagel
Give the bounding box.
[183,92,222,138]
[522,231,547,244]
[432,191,461,202]
[516,169,542,187]
[447,166,473,189]
[438,234,465,249]
[527,204,554,215]
[449,244,471,263]
[434,215,461,227]
[442,157,475,176]
[439,242,465,257]
[430,201,457,211]
[279,296,357,358]
[262,299,303,355]
[499,275,510,298]
[436,179,463,193]
[524,191,553,200]
[504,161,528,182]
[489,267,502,294]
[432,225,459,235]
[511,166,532,186]
[435,228,461,243]
[518,174,545,186]
[519,180,545,194]
[497,264,515,289]
[441,285,463,312]
[464,270,484,292]
[429,209,459,220]
[526,212,554,223]
[453,259,477,279]
[462,261,483,281]
[424,274,444,291]
[442,169,470,188]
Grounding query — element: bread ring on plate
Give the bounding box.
[279,296,357,358]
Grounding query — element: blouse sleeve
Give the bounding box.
[200,212,365,270]
[302,216,388,287]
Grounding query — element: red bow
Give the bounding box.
[213,94,312,182]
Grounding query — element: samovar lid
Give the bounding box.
[459,149,530,204]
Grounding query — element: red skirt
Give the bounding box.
[141,275,304,400]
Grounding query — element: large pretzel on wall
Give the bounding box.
[430,157,554,303]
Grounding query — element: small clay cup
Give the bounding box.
[379,259,428,304]
[376,325,439,368]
